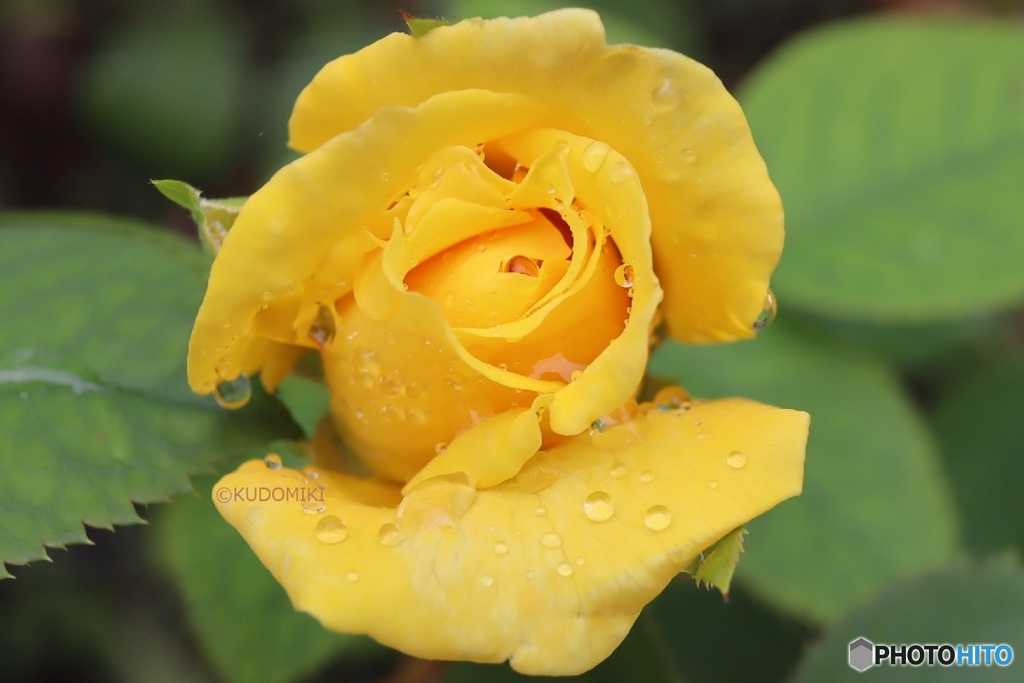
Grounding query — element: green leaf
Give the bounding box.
[686,527,745,597]
[0,212,300,578]
[402,13,454,38]
[932,365,1024,556]
[650,324,958,621]
[276,375,331,438]
[741,19,1024,321]
[77,17,245,180]
[156,476,384,683]
[792,560,1024,682]
[152,179,246,257]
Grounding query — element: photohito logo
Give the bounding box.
[848,637,1014,672]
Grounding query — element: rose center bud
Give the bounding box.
[404,210,571,329]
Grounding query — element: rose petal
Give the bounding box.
[214,398,808,675]
[188,89,549,393]
[287,8,782,343]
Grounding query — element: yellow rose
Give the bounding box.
[188,9,808,675]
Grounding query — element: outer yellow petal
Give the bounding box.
[215,398,808,675]
[288,9,782,342]
[187,89,550,393]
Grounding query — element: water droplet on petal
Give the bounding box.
[753,289,777,332]
[609,161,636,184]
[506,255,540,276]
[589,419,606,436]
[583,491,614,522]
[644,505,672,531]
[314,515,347,544]
[726,451,747,469]
[709,480,719,489]
[346,571,359,582]
[353,347,381,375]
[302,500,326,515]
[576,557,587,567]
[434,442,448,455]
[681,148,697,164]
[498,362,509,372]
[307,304,337,348]
[380,375,404,396]
[214,375,251,409]
[540,532,562,548]
[264,454,282,470]
[654,385,692,412]
[570,369,583,382]
[640,470,654,483]
[652,79,676,107]
[556,562,574,577]
[480,574,494,587]
[610,462,627,480]
[378,522,404,547]
[494,541,509,555]
[534,506,547,517]
[581,141,610,173]
[613,263,635,288]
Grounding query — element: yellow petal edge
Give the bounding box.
[215,399,808,675]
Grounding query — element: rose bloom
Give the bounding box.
[187,9,808,675]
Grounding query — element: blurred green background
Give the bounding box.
[2,0,1024,681]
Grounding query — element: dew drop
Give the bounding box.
[480,574,494,587]
[534,506,547,517]
[726,451,747,469]
[380,375,404,396]
[556,562,574,577]
[406,381,425,398]
[540,532,562,548]
[653,385,692,412]
[576,557,587,567]
[570,369,583,382]
[498,362,509,372]
[302,500,326,515]
[264,454,282,470]
[353,347,381,375]
[613,263,635,288]
[583,491,615,522]
[314,515,347,544]
[610,462,627,480]
[644,505,672,532]
[494,541,509,555]
[345,571,359,582]
[506,255,540,276]
[681,148,697,164]
[214,375,251,409]
[640,470,654,484]
[753,289,778,332]
[435,442,448,455]
[444,291,456,307]
[378,522,404,547]
[588,419,606,436]
[609,161,636,184]
[709,480,719,489]
[581,141,610,173]
[652,79,676,107]
[307,303,337,348]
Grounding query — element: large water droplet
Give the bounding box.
[610,462,627,480]
[654,385,692,412]
[214,375,251,409]
[644,505,672,531]
[581,141,610,173]
[314,515,347,544]
[753,289,777,332]
[556,562,574,577]
[307,303,337,348]
[378,522,404,547]
[640,470,654,484]
[726,451,747,469]
[264,454,282,470]
[583,491,615,522]
[613,263,635,288]
[540,532,562,548]
[494,541,509,555]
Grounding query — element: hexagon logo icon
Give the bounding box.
[849,637,875,672]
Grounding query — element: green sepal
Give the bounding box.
[686,526,746,598]
[152,179,246,258]
[401,12,453,38]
